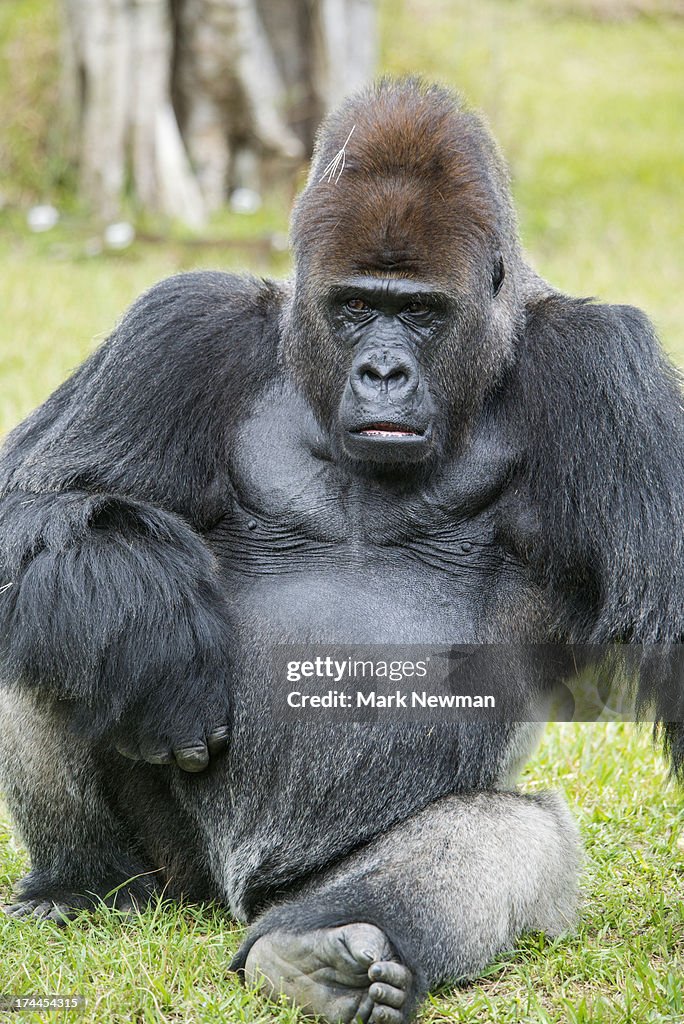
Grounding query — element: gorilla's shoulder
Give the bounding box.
[504,290,684,491]
[0,273,288,489]
[521,292,663,371]
[512,292,678,416]
[133,270,285,314]
[113,271,287,371]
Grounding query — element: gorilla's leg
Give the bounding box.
[232,790,580,1024]
[0,689,158,922]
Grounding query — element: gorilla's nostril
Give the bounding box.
[358,364,412,391]
[361,367,383,385]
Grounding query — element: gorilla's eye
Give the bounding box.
[403,301,430,316]
[492,253,505,297]
[345,297,371,315]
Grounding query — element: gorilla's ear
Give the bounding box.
[492,252,505,297]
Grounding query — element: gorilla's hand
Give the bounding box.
[111,684,231,772]
[0,489,235,773]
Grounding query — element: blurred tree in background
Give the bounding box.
[60,0,376,225]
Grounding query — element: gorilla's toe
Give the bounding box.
[2,898,74,925]
[368,958,412,1023]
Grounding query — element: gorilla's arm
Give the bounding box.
[513,295,684,772]
[0,272,281,768]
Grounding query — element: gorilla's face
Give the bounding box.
[284,257,511,475]
[329,276,443,466]
[310,256,508,470]
[284,80,519,475]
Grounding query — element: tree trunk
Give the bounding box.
[313,0,378,110]
[131,0,205,226]
[61,0,377,225]
[62,0,131,223]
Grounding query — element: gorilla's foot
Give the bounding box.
[244,922,412,1024]
[3,873,154,926]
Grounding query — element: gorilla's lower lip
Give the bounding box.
[343,424,432,464]
[353,421,423,439]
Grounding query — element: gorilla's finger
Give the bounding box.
[115,743,142,762]
[174,743,210,772]
[206,726,230,755]
[143,749,175,765]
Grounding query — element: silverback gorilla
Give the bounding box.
[1,79,684,1024]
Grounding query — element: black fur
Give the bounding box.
[512,297,684,645]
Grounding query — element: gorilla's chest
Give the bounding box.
[206,390,537,643]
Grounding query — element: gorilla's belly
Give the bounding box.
[170,557,541,917]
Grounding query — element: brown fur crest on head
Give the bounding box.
[291,77,518,292]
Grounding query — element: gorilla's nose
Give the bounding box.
[350,349,419,400]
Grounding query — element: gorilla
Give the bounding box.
[1,78,683,1024]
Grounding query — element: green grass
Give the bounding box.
[0,205,292,435]
[1,0,684,1020]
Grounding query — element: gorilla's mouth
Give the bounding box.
[354,421,423,439]
[343,420,432,464]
